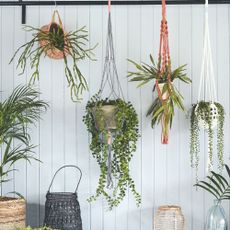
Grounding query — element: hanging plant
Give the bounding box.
[83,94,140,209]
[10,10,97,101]
[190,101,225,175]
[128,0,191,144]
[83,5,141,210]
[190,0,225,178]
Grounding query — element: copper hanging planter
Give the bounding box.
[39,10,69,59]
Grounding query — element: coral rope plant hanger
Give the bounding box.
[83,0,141,210]
[128,0,191,144]
[156,0,172,144]
[190,0,225,178]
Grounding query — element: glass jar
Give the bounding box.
[206,200,228,230]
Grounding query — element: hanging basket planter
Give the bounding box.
[128,0,191,144]
[190,1,225,177]
[83,7,140,210]
[10,10,97,102]
[0,197,26,230]
[39,11,69,59]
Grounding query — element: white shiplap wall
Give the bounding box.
[0,3,230,230]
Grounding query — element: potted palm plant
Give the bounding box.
[195,164,230,229]
[10,10,97,102]
[0,85,48,230]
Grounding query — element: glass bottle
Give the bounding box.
[206,200,228,230]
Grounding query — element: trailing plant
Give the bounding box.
[190,101,225,177]
[194,164,230,202]
[0,85,48,191]
[83,94,141,209]
[19,227,56,230]
[128,55,191,143]
[10,11,96,102]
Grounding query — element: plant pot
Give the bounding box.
[206,200,228,230]
[158,83,170,101]
[93,104,118,131]
[0,197,26,230]
[39,23,69,60]
[195,102,218,129]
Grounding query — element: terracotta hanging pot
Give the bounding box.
[39,10,69,59]
[93,104,118,131]
[0,197,26,230]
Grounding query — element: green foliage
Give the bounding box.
[190,101,225,179]
[10,25,97,102]
[18,227,56,230]
[128,55,191,131]
[83,94,140,210]
[0,85,48,188]
[195,164,230,201]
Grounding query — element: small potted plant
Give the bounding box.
[190,101,225,175]
[0,85,48,230]
[195,164,230,229]
[83,94,140,209]
[128,56,191,144]
[10,10,97,102]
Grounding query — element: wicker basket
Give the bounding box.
[39,10,69,59]
[0,197,25,230]
[44,165,82,230]
[154,205,185,230]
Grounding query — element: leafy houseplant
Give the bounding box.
[10,10,96,102]
[128,55,191,143]
[195,164,230,229]
[0,85,48,229]
[190,101,225,175]
[83,94,140,209]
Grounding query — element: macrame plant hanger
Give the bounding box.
[197,0,217,104]
[197,0,217,172]
[97,0,124,189]
[155,0,172,144]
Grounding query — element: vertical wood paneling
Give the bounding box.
[0,4,229,230]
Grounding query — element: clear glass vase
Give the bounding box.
[206,200,228,230]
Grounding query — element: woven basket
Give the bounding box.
[0,197,25,230]
[154,205,185,230]
[39,10,69,59]
[44,165,82,230]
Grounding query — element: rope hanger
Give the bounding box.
[197,0,217,102]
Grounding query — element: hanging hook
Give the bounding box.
[53,0,57,10]
[108,0,111,13]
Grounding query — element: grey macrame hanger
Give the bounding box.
[98,2,124,100]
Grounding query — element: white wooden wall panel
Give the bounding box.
[0,4,230,229]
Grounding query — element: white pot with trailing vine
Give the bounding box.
[190,0,225,177]
[83,5,141,210]
[195,164,229,230]
[0,85,48,230]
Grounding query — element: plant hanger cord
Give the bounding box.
[98,0,124,101]
[197,0,217,103]
[98,0,124,189]
[156,0,172,144]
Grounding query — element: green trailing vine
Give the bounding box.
[10,24,96,102]
[190,101,225,179]
[83,94,141,209]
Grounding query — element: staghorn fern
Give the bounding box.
[194,164,230,201]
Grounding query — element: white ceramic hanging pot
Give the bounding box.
[195,103,218,130]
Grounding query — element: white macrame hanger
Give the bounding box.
[197,0,217,103]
